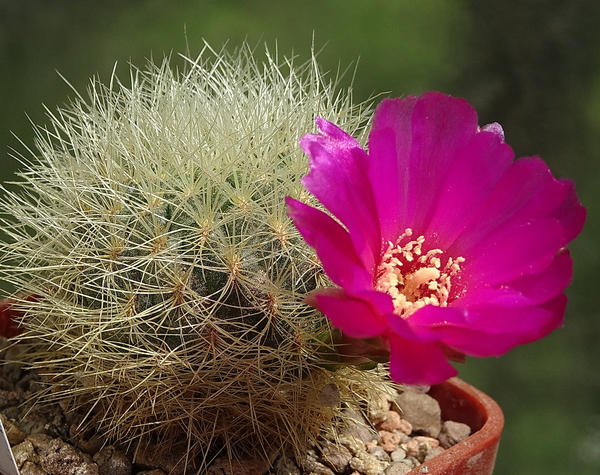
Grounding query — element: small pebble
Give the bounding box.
[405,439,420,457]
[319,441,353,473]
[384,460,413,475]
[396,391,442,438]
[93,445,132,475]
[343,407,378,444]
[424,446,446,461]
[376,410,402,432]
[19,461,46,475]
[0,413,26,444]
[379,430,402,453]
[40,437,100,475]
[438,420,471,448]
[302,450,336,475]
[390,448,407,462]
[12,438,38,467]
[350,451,389,475]
[414,436,440,448]
[368,445,391,462]
[397,418,413,435]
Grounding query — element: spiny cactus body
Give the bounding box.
[0,44,390,467]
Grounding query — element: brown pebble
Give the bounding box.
[19,461,46,475]
[396,391,442,438]
[93,445,132,475]
[390,448,407,462]
[343,407,378,443]
[414,436,440,448]
[438,420,471,449]
[385,461,414,475]
[319,441,353,473]
[0,413,26,444]
[11,438,36,467]
[378,430,402,452]
[405,439,420,457]
[424,446,446,462]
[39,438,100,475]
[300,450,336,475]
[397,418,413,435]
[26,433,54,450]
[376,410,402,432]
[368,445,390,462]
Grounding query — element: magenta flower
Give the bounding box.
[286,92,585,385]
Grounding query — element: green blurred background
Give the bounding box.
[1,1,599,473]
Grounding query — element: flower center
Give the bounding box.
[375,229,465,318]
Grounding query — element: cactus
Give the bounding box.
[0,44,390,468]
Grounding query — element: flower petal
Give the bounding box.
[424,128,515,249]
[369,92,479,241]
[454,249,573,307]
[388,333,458,386]
[551,178,587,243]
[300,119,380,269]
[462,217,566,286]
[409,296,566,357]
[312,289,389,339]
[286,197,372,291]
[450,157,577,259]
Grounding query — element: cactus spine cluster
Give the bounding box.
[0,44,389,467]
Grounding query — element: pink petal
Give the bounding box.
[424,128,515,249]
[368,93,479,241]
[409,296,566,357]
[300,119,380,270]
[312,289,389,339]
[367,96,417,243]
[450,157,576,261]
[462,217,565,286]
[455,250,573,307]
[286,197,372,291]
[388,333,458,385]
[551,178,586,242]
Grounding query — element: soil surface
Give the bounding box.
[0,339,471,475]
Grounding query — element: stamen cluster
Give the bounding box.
[375,229,464,318]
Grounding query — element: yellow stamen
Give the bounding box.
[375,229,465,318]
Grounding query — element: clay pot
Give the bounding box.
[408,377,504,475]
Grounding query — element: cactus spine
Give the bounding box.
[0,44,389,467]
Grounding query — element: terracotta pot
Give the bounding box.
[408,377,504,475]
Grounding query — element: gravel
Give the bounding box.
[0,339,471,475]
